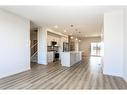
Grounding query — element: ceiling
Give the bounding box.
[0,6,125,37]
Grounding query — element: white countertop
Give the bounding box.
[60,51,82,53]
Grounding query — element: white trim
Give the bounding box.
[47,28,68,38]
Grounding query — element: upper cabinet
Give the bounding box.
[47,33,61,46]
[47,30,69,53]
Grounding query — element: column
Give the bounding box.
[37,27,48,65]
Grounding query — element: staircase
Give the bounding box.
[31,43,38,63]
[31,52,37,63]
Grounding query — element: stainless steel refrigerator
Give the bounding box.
[63,42,69,52]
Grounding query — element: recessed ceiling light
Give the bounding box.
[54,25,58,28]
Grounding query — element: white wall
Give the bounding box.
[123,9,127,81]
[103,10,124,77]
[79,37,101,57]
[0,9,30,78]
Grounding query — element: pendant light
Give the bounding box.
[70,24,74,39]
[71,36,73,39]
[75,29,78,41]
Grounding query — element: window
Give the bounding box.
[91,42,104,56]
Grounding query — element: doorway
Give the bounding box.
[30,29,38,67]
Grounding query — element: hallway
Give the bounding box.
[0,57,127,89]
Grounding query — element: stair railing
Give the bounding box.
[31,43,38,58]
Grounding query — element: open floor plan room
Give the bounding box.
[0,6,127,90]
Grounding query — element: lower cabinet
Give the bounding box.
[61,52,82,67]
[47,52,54,63]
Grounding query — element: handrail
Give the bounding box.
[31,42,38,57]
[31,43,37,49]
[31,51,37,59]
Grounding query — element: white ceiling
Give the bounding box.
[0,6,125,37]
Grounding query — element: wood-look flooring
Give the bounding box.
[0,57,127,89]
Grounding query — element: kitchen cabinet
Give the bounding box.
[61,51,82,67]
[47,52,54,63]
[47,34,60,46]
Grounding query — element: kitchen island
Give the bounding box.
[60,51,82,67]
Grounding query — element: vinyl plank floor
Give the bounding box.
[0,57,127,89]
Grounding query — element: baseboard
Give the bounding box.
[103,70,123,78]
[0,67,30,79]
